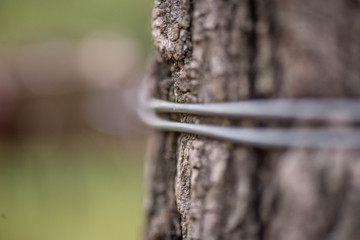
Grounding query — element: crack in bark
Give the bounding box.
[318,164,351,240]
[248,0,258,99]
[252,151,267,240]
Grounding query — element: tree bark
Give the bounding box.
[144,0,360,240]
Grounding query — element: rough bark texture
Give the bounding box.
[144,0,360,240]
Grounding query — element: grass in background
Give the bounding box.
[0,136,146,240]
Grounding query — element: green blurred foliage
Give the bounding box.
[0,0,153,52]
[0,1,152,239]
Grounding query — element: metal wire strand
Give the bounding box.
[148,98,360,122]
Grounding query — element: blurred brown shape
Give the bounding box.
[0,32,147,140]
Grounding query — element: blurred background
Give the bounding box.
[0,0,152,239]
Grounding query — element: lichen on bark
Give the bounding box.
[152,0,192,64]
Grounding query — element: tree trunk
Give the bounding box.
[144,0,360,240]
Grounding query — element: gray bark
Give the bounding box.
[144,0,360,240]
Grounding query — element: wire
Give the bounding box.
[138,84,360,149]
[138,107,360,150]
[148,98,360,122]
